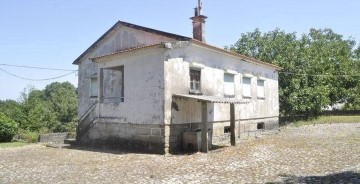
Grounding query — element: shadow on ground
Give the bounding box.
[47,143,229,156]
[267,171,360,184]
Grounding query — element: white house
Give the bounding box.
[73,1,281,154]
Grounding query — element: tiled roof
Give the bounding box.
[173,94,250,104]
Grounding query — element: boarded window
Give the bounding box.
[103,66,124,102]
[257,79,265,99]
[224,73,235,97]
[242,77,251,98]
[90,77,98,97]
[190,69,201,93]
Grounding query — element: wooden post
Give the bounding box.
[201,101,208,153]
[230,103,236,146]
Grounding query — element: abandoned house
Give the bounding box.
[73,1,281,154]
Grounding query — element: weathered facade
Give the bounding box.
[73,2,281,154]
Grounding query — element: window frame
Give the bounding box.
[189,68,202,95]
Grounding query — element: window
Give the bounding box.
[190,69,201,94]
[242,77,252,98]
[224,73,235,98]
[257,79,265,99]
[257,122,265,130]
[224,126,231,133]
[90,77,98,97]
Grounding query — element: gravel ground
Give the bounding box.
[1,123,360,184]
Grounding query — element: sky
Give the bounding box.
[0,0,359,100]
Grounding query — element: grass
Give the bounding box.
[0,141,29,148]
[289,116,360,127]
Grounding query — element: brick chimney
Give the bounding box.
[190,0,207,42]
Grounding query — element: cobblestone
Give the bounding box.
[1,123,360,183]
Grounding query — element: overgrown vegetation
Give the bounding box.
[229,28,360,118]
[0,82,77,142]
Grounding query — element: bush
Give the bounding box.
[0,112,18,142]
[17,129,39,143]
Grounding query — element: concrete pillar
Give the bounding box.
[230,103,236,146]
[201,101,208,153]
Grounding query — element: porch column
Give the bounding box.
[98,68,104,103]
[201,101,208,153]
[230,103,236,146]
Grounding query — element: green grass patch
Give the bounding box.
[0,141,29,148]
[290,116,360,127]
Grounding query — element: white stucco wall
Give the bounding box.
[95,48,166,124]
[164,43,279,125]
[77,25,178,117]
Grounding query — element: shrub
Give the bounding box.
[17,129,39,143]
[0,112,18,142]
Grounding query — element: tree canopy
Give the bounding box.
[0,82,78,133]
[229,28,360,117]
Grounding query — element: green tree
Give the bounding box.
[230,28,359,117]
[22,88,56,131]
[0,100,27,129]
[0,112,18,142]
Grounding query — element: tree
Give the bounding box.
[230,28,359,117]
[0,100,27,129]
[18,82,77,132]
[0,112,17,142]
[43,82,77,131]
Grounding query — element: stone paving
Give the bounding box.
[1,123,360,183]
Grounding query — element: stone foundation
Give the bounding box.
[167,117,279,153]
[78,117,278,154]
[78,121,165,154]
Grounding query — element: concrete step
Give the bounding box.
[64,138,77,145]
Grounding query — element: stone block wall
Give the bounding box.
[79,121,165,154]
[38,133,69,144]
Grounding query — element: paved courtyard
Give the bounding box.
[1,123,360,183]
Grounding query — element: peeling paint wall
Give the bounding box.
[77,26,177,117]
[164,43,279,150]
[95,48,165,124]
[164,43,279,125]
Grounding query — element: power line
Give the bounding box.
[279,71,360,77]
[0,67,77,81]
[0,63,77,71]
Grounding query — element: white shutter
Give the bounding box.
[224,74,235,96]
[90,77,98,97]
[242,77,251,98]
[257,79,265,98]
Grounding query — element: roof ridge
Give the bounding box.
[72,20,191,65]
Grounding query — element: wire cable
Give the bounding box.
[0,63,77,71]
[0,67,77,81]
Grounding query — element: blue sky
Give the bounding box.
[1,0,359,100]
